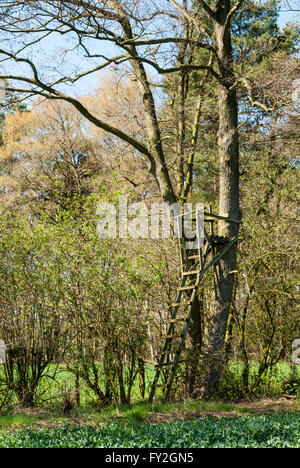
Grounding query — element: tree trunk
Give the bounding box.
[203,1,240,398]
[187,293,203,396]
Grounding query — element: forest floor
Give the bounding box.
[0,396,299,434]
[0,397,299,448]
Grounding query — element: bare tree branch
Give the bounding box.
[240,77,278,112]
[224,0,246,33]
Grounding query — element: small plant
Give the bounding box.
[282,378,300,396]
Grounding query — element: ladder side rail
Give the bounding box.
[163,287,199,401]
[149,272,189,402]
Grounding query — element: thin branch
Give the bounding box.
[2,73,153,160]
[224,0,246,33]
[122,37,215,52]
[138,55,221,81]
[199,0,217,20]
[167,0,201,33]
[240,77,277,112]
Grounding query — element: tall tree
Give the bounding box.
[0,0,298,395]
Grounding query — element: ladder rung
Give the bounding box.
[155,360,186,368]
[178,285,196,291]
[149,228,237,404]
[160,350,177,355]
[182,270,200,276]
[161,347,192,354]
[165,333,183,339]
[170,301,192,307]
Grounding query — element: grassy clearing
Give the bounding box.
[0,397,298,435]
[0,400,236,432]
[0,413,299,448]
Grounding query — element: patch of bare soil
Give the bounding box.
[32,413,105,431]
[234,397,300,414]
[147,410,242,425]
[147,397,299,425]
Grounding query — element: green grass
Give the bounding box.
[1,396,298,436]
[0,399,239,433]
[0,413,299,448]
[89,400,237,424]
[0,414,33,432]
[0,363,157,407]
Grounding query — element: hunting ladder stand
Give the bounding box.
[149,207,240,403]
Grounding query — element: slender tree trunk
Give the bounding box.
[118,11,177,205]
[75,372,80,407]
[187,292,203,396]
[203,1,240,398]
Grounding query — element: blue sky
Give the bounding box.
[3,2,298,100]
[68,6,299,97]
[278,9,299,28]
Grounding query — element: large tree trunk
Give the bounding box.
[203,0,240,398]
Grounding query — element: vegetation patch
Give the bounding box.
[0,398,298,435]
[0,413,299,448]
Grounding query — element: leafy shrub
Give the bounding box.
[283,379,300,396]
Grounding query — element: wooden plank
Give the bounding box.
[176,210,240,224]
[187,254,199,260]
[196,235,239,282]
[182,270,200,276]
[170,301,191,307]
[203,212,241,224]
[155,360,187,368]
[178,285,196,291]
[165,334,183,339]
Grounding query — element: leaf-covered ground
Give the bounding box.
[0,413,299,448]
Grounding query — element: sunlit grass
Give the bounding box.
[0,414,33,432]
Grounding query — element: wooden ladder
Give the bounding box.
[149,230,239,403]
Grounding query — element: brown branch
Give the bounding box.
[167,0,201,33]
[240,77,277,112]
[138,56,221,81]
[2,75,153,161]
[199,0,217,19]
[224,0,246,33]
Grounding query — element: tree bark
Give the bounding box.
[202,0,240,398]
[187,292,203,395]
